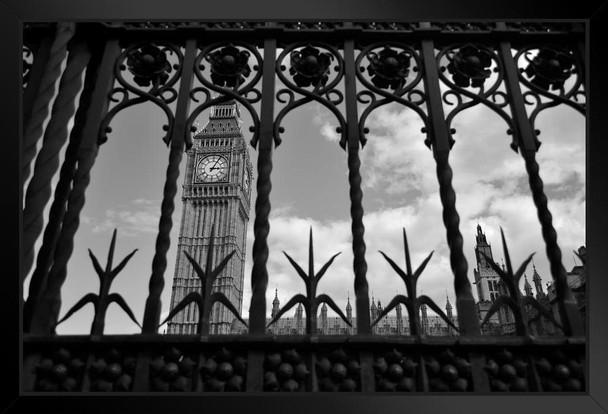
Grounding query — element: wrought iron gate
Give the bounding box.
[21,21,585,393]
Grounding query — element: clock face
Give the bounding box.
[196,155,229,182]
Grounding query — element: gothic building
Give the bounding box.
[167,101,252,335]
[473,223,502,329]
[230,290,459,336]
[546,246,587,327]
[472,224,557,336]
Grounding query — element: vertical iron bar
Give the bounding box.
[343,37,371,336]
[247,32,277,393]
[28,37,121,334]
[249,35,276,334]
[23,36,100,331]
[134,38,198,392]
[22,38,91,283]
[419,35,480,336]
[498,40,584,337]
[22,23,75,187]
[343,35,374,392]
[142,38,198,333]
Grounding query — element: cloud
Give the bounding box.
[241,100,585,323]
[88,199,161,237]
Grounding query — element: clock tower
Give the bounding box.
[167,100,252,335]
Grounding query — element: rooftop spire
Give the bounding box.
[445,291,453,319]
[524,274,533,296]
[531,260,544,296]
[271,286,280,318]
[196,98,242,138]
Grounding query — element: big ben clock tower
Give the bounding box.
[167,100,252,335]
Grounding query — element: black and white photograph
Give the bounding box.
[5,0,608,413]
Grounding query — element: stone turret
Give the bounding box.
[271,288,280,319]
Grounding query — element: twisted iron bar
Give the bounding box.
[142,39,198,333]
[274,42,347,148]
[29,139,102,333]
[142,145,184,333]
[22,23,75,187]
[248,38,277,333]
[22,40,91,281]
[522,150,584,336]
[349,145,370,334]
[499,40,585,337]
[23,40,102,331]
[27,39,122,334]
[355,43,429,145]
[420,37,480,335]
[434,152,479,334]
[249,114,274,333]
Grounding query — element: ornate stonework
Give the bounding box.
[168,101,252,335]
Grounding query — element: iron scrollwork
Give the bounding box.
[355,43,428,147]
[516,46,585,147]
[187,42,262,149]
[275,42,346,148]
[99,41,183,146]
[437,43,514,149]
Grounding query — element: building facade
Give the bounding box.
[231,290,459,336]
[473,224,558,336]
[167,101,252,335]
[235,224,566,337]
[547,246,587,328]
[473,223,503,327]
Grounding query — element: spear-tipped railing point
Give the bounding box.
[55,229,140,336]
[479,228,564,336]
[376,228,457,336]
[267,228,349,334]
[159,225,247,335]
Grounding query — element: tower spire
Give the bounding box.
[445,291,453,316]
[524,274,533,296]
[531,260,544,297]
[346,291,352,324]
[168,91,251,335]
[271,286,280,318]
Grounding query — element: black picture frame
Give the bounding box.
[3,0,607,413]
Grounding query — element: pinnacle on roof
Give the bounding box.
[524,274,534,296]
[194,98,243,138]
[445,291,452,310]
[532,260,542,281]
[272,287,280,304]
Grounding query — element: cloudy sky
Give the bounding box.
[24,44,585,335]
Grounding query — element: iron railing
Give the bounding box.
[21,21,585,393]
